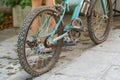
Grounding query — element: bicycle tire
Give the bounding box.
[87,0,112,44]
[17,6,63,77]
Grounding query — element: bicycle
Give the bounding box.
[17,0,112,77]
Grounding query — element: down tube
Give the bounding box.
[101,0,107,15]
[71,0,84,20]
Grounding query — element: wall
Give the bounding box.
[13,5,31,27]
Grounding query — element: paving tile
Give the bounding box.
[110,54,120,65]
[47,75,86,80]
[91,41,120,53]
[108,29,120,41]
[79,50,118,65]
[57,61,110,79]
[101,65,120,80]
[7,71,31,80]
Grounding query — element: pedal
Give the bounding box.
[69,18,84,42]
[71,18,84,32]
[71,25,84,32]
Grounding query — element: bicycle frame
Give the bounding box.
[34,0,108,44]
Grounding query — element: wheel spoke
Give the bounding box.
[87,0,112,43]
[17,6,63,76]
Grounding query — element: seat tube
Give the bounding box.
[71,0,84,20]
[101,0,107,15]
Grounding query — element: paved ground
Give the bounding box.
[0,17,120,80]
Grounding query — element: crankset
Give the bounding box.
[69,18,84,42]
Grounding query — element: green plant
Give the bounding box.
[0,0,31,9]
[0,0,21,7]
[20,0,31,9]
[0,13,4,23]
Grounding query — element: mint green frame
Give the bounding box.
[33,0,108,44]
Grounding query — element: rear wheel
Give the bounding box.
[17,6,63,77]
[87,0,112,44]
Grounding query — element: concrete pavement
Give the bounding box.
[0,20,120,80]
[33,29,120,80]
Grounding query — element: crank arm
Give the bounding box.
[53,32,68,42]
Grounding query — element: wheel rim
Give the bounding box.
[90,0,110,41]
[24,10,59,72]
